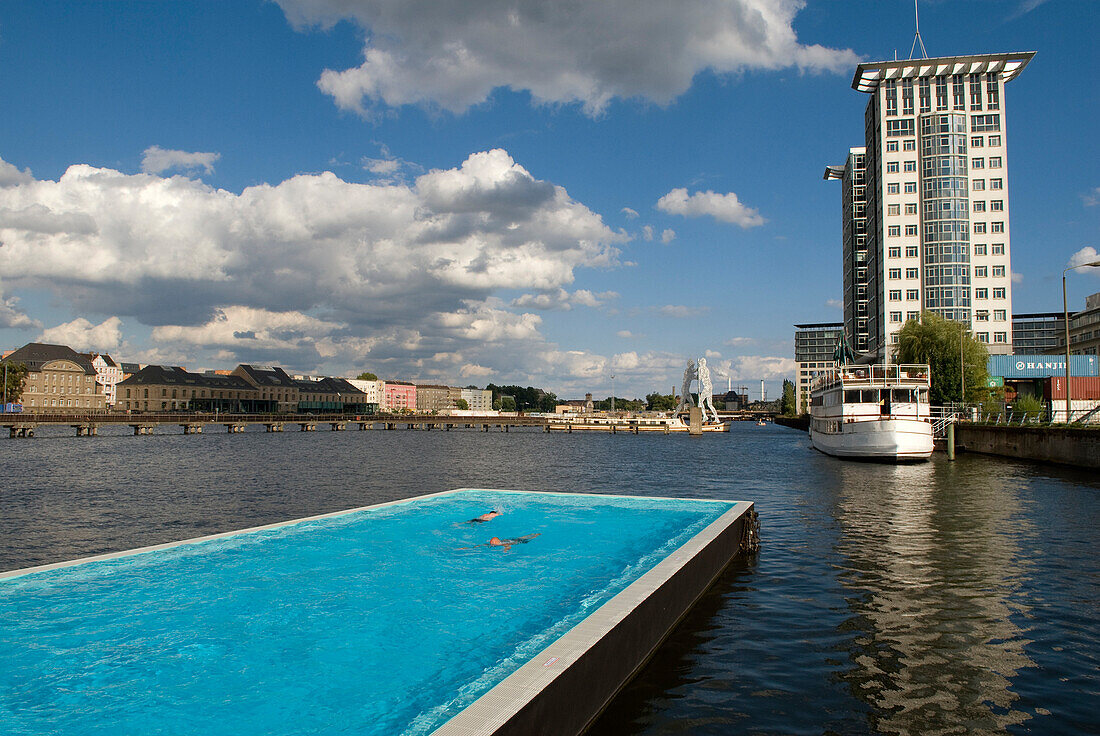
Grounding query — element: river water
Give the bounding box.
[2,422,1097,735]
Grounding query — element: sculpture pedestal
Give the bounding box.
[688,407,703,435]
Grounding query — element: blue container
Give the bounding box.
[1,403,22,413]
[988,354,1099,379]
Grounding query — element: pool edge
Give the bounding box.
[432,499,755,736]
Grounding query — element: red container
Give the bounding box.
[1044,376,1100,400]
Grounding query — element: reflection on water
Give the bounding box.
[832,461,1034,734]
[2,424,1098,734]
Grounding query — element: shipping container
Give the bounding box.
[989,354,1099,379]
[1044,376,1100,400]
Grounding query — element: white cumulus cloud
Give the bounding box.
[0,150,625,374]
[1081,187,1100,207]
[660,228,676,244]
[276,0,859,116]
[657,187,765,228]
[621,207,639,219]
[1069,246,1100,272]
[38,316,123,352]
[141,146,221,176]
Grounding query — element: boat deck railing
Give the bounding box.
[810,364,931,393]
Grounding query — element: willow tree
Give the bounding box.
[894,311,989,405]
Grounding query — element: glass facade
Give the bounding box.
[920,113,970,321]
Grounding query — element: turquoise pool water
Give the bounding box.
[0,489,733,735]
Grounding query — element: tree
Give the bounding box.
[780,379,797,416]
[646,392,677,411]
[454,398,469,410]
[1,361,28,404]
[895,311,989,405]
[356,372,378,381]
[499,396,516,412]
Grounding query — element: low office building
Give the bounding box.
[1012,312,1064,355]
[347,378,383,406]
[415,384,456,412]
[794,323,845,414]
[116,366,267,412]
[382,381,416,412]
[4,342,106,412]
[84,353,124,407]
[461,388,493,412]
[232,365,301,412]
[1067,292,1100,356]
[296,377,374,414]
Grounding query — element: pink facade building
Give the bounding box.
[381,381,416,412]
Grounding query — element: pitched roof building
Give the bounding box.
[4,342,106,412]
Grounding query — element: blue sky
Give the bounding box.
[0,0,1096,399]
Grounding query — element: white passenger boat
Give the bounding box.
[808,363,933,461]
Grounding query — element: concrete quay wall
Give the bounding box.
[956,424,1100,469]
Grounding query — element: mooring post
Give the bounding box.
[947,422,956,461]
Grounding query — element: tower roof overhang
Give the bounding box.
[823,165,845,181]
[852,51,1036,93]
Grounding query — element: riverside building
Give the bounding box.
[826,52,1034,358]
[794,322,845,414]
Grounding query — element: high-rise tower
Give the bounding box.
[827,52,1034,358]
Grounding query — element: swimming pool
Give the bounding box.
[0,489,746,735]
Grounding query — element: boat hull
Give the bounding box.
[810,418,933,461]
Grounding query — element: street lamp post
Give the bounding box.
[1062,257,1100,422]
[610,374,615,415]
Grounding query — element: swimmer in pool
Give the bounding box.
[458,533,540,551]
[488,534,540,551]
[467,510,502,523]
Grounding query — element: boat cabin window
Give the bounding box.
[844,389,880,403]
[891,388,917,403]
[918,389,929,403]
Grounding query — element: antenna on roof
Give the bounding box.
[909,0,928,60]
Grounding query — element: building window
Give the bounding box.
[975,310,989,321]
[975,288,989,299]
[990,178,1003,190]
[971,114,1000,132]
[993,288,1006,299]
[905,246,918,258]
[994,332,1007,343]
[971,136,983,148]
[905,203,917,215]
[971,157,985,169]
[974,244,987,255]
[972,179,985,191]
[887,183,900,194]
[975,266,988,277]
[886,119,915,137]
[992,265,1006,277]
[991,222,1004,233]
[973,223,987,234]
[992,243,1005,255]
[991,200,1003,211]
[903,139,916,151]
[904,161,916,172]
[889,290,902,301]
[905,225,918,236]
[977,332,990,343]
[986,73,1000,109]
[989,156,1002,168]
[906,268,919,279]
[888,204,900,215]
[888,247,902,258]
[953,74,965,110]
[907,311,920,321]
[904,182,916,193]
[888,225,901,237]
[994,309,1007,321]
[887,161,899,173]
[988,135,1001,146]
[973,201,986,213]
[887,140,899,152]
[890,311,902,323]
[889,268,902,279]
[906,289,919,300]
